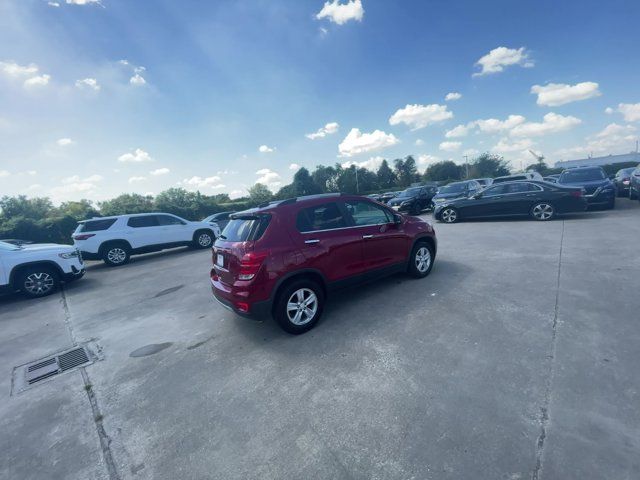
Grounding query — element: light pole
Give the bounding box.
[463,155,469,179]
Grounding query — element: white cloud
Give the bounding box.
[182,175,225,189]
[66,0,102,5]
[289,163,301,170]
[258,144,275,153]
[75,78,100,91]
[415,139,424,146]
[618,103,640,122]
[24,74,50,88]
[445,92,462,101]
[129,74,146,86]
[51,182,95,195]
[316,0,364,25]
[128,176,146,184]
[48,2,60,6]
[338,128,399,157]
[341,156,384,171]
[62,174,103,184]
[306,121,339,139]
[27,184,42,191]
[255,168,281,190]
[150,168,170,176]
[445,124,469,138]
[389,103,453,130]
[229,189,244,200]
[555,123,637,159]
[491,138,534,154]
[605,107,614,115]
[531,82,601,106]
[463,148,480,157]
[510,112,581,137]
[118,148,153,163]
[417,154,441,167]
[0,61,39,77]
[473,46,533,77]
[0,170,10,178]
[439,141,461,152]
[57,137,75,146]
[474,115,526,133]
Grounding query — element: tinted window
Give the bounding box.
[439,183,467,193]
[559,169,606,182]
[397,187,421,198]
[506,183,538,193]
[483,184,509,196]
[127,215,158,228]
[221,215,270,242]
[296,202,348,232]
[344,200,391,226]
[77,218,117,232]
[156,215,185,226]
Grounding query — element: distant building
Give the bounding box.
[554,152,640,169]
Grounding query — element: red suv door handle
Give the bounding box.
[362,235,374,239]
[304,239,320,244]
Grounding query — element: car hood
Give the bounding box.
[20,243,76,253]
[388,196,416,205]
[559,179,612,194]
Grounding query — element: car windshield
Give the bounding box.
[438,183,466,194]
[560,169,606,182]
[397,188,421,198]
[617,168,635,176]
[0,241,21,251]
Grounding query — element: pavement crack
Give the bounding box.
[61,287,121,480]
[532,220,565,480]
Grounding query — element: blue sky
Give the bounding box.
[1,0,639,203]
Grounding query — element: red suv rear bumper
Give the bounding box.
[210,270,272,318]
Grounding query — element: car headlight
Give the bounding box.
[58,251,79,259]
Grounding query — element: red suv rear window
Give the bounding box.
[221,215,271,242]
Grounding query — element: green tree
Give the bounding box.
[311,165,338,193]
[423,161,462,182]
[292,167,322,196]
[376,159,396,189]
[356,167,379,192]
[56,199,99,220]
[394,156,419,187]
[98,193,154,216]
[469,153,510,178]
[154,188,203,219]
[0,195,53,220]
[248,183,273,204]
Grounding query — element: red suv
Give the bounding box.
[210,193,437,334]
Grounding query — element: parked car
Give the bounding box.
[472,178,493,187]
[630,165,640,200]
[379,191,400,203]
[433,180,586,223]
[202,211,235,231]
[431,180,481,208]
[73,213,220,266]
[387,185,438,214]
[0,239,33,246]
[543,174,560,183]
[557,166,616,209]
[210,193,437,334]
[366,193,383,202]
[0,240,84,298]
[492,171,543,183]
[614,167,638,197]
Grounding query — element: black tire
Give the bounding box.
[407,242,435,278]
[605,197,616,210]
[101,242,131,266]
[439,207,458,223]
[273,279,325,334]
[530,202,555,221]
[630,188,638,200]
[18,265,59,298]
[192,229,214,249]
[411,203,421,216]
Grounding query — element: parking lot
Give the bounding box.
[1,199,639,480]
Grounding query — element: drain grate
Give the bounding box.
[13,342,101,395]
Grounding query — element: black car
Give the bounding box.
[433,180,586,223]
[557,166,616,209]
[493,172,543,183]
[629,166,640,200]
[614,167,637,197]
[472,177,493,187]
[388,186,438,214]
[431,180,481,208]
[378,191,400,203]
[543,174,560,183]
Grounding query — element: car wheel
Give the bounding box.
[102,242,130,266]
[531,202,555,221]
[19,266,59,298]
[411,204,421,215]
[408,242,434,278]
[606,197,616,210]
[193,230,214,249]
[630,188,638,200]
[274,279,325,334]
[440,207,458,223]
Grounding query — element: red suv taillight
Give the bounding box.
[238,251,268,280]
[73,233,95,240]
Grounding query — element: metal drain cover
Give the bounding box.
[12,342,102,395]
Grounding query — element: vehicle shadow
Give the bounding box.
[84,246,204,271]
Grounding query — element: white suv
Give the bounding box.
[73,213,220,266]
[0,240,85,298]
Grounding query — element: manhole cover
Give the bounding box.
[12,342,102,395]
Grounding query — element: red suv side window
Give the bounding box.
[296,202,348,232]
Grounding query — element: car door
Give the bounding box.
[343,199,407,271]
[155,214,190,243]
[463,183,510,217]
[125,215,161,248]
[0,248,8,287]
[290,201,365,283]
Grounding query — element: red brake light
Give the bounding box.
[73,233,95,240]
[570,190,583,198]
[238,251,268,280]
[236,302,250,313]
